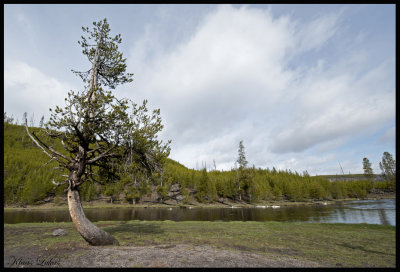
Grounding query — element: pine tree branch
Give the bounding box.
[31,131,75,164]
[52,178,69,186]
[87,150,118,164]
[25,120,70,168]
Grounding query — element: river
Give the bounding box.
[4,198,395,225]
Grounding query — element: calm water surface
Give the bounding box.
[4,198,395,225]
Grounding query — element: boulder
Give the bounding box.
[169,183,181,192]
[164,199,178,205]
[52,229,67,237]
[168,191,180,198]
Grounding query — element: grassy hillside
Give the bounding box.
[4,123,69,204]
[3,122,394,206]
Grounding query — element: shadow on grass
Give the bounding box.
[104,222,164,235]
[338,242,394,256]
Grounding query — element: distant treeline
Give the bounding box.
[317,174,385,182]
[4,122,395,205]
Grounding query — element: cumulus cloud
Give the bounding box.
[269,59,395,153]
[128,6,295,166]
[3,5,394,175]
[273,153,338,174]
[4,60,75,124]
[124,5,394,172]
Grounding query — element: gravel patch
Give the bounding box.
[5,244,321,268]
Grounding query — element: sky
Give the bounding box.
[4,4,396,175]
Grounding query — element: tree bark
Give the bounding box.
[67,27,118,247]
[67,188,119,246]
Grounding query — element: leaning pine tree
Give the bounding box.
[25,18,171,246]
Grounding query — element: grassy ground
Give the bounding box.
[4,220,395,267]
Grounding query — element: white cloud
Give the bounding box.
[294,12,341,53]
[269,153,339,175]
[125,5,394,171]
[270,59,395,153]
[316,137,348,153]
[128,6,296,159]
[3,5,395,176]
[4,60,75,124]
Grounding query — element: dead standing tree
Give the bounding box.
[25,18,170,246]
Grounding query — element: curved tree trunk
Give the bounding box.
[68,188,119,246]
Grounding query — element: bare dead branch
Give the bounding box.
[52,179,69,186]
[74,179,86,187]
[63,179,72,193]
[32,131,74,164]
[87,146,103,154]
[25,120,59,159]
[61,139,74,153]
[47,132,63,138]
[87,151,118,164]
[39,157,55,168]
[25,119,72,169]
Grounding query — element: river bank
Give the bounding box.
[4,220,395,267]
[4,192,395,211]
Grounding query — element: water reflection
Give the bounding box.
[4,199,395,226]
[360,209,366,222]
[377,209,390,226]
[338,206,347,223]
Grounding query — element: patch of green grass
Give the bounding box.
[104,221,395,267]
[4,220,395,267]
[4,222,84,251]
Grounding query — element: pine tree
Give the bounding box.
[237,140,248,169]
[235,140,248,201]
[379,152,396,182]
[362,157,374,179]
[197,168,209,202]
[24,18,170,246]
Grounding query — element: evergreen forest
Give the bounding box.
[4,121,395,206]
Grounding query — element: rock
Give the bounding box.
[52,229,67,236]
[167,183,183,200]
[164,199,178,205]
[168,191,180,198]
[169,184,181,192]
[176,195,186,202]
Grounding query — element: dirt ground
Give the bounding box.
[4,243,321,268]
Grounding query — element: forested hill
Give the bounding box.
[4,122,394,206]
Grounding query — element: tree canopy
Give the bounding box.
[379,152,396,182]
[362,157,374,179]
[26,18,171,191]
